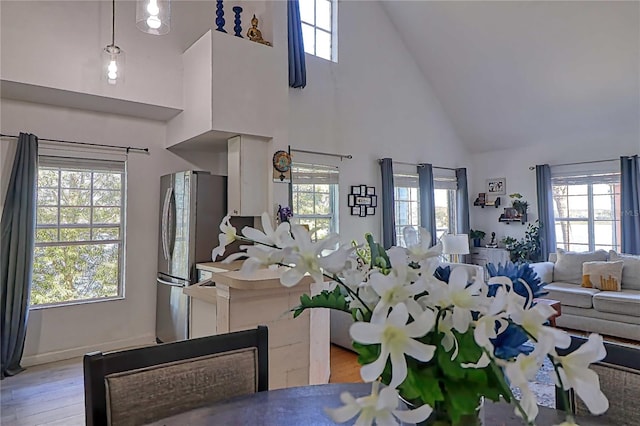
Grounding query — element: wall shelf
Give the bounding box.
[499,213,527,224]
[474,196,501,208]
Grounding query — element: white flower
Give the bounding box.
[224,245,287,274]
[509,302,571,349]
[241,212,292,247]
[211,214,237,260]
[554,420,580,426]
[474,286,509,350]
[555,334,609,415]
[368,270,426,323]
[426,267,483,333]
[279,225,341,287]
[325,381,433,425]
[350,303,437,388]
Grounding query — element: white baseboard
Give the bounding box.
[21,333,156,367]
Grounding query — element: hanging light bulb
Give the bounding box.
[136,0,171,35]
[103,0,124,85]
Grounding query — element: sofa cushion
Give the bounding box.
[554,248,608,285]
[609,251,640,291]
[544,282,601,308]
[582,261,623,291]
[592,290,640,317]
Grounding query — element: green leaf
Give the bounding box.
[292,287,349,318]
[400,365,445,406]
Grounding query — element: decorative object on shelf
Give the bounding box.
[501,220,543,262]
[212,215,609,426]
[136,0,171,35]
[348,185,377,217]
[232,6,243,37]
[474,193,500,208]
[469,229,486,248]
[486,232,498,248]
[276,205,293,224]
[272,150,292,182]
[486,177,506,196]
[215,0,226,33]
[498,193,529,224]
[442,233,470,263]
[103,0,124,85]
[247,14,271,46]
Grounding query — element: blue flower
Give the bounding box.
[434,265,451,283]
[486,262,547,307]
[490,323,532,359]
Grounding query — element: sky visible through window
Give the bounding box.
[300,0,335,61]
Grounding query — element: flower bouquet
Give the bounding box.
[214,214,609,426]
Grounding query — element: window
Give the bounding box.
[552,166,621,252]
[291,163,339,241]
[393,173,457,246]
[31,155,126,306]
[393,174,420,247]
[300,0,337,61]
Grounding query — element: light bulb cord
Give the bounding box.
[111,0,116,47]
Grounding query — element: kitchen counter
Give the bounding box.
[186,261,331,390]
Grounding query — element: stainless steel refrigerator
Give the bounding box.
[156,171,251,343]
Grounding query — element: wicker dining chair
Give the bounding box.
[84,326,268,426]
[555,335,640,425]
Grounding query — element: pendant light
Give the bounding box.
[136,0,171,35]
[103,0,124,85]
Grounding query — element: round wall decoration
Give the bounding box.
[272,150,292,182]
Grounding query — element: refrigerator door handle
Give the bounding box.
[168,188,177,258]
[161,187,173,260]
[157,277,189,287]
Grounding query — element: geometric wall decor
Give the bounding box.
[348,185,377,217]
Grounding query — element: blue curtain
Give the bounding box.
[621,155,640,254]
[380,158,396,249]
[536,164,556,261]
[1,133,38,379]
[418,164,437,247]
[455,168,470,263]
[287,0,306,88]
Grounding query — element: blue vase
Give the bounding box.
[215,0,226,33]
[232,6,243,37]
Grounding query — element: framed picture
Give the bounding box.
[366,207,375,216]
[366,187,376,196]
[348,194,355,207]
[356,196,372,206]
[351,185,361,196]
[486,178,506,195]
[352,206,361,216]
[370,195,377,207]
[360,184,367,195]
[359,207,367,217]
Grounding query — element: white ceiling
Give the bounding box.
[381,1,640,153]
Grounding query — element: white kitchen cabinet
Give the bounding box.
[189,297,217,338]
[227,135,268,216]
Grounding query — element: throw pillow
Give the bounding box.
[582,261,624,291]
[554,248,609,285]
[609,251,640,290]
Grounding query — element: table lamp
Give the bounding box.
[442,234,470,263]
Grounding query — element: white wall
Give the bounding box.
[0,99,227,365]
[469,135,640,247]
[284,1,469,244]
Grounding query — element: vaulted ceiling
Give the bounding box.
[382,1,640,153]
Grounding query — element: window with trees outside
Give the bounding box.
[31,155,126,307]
[552,167,621,252]
[291,163,339,241]
[300,0,337,62]
[393,173,457,247]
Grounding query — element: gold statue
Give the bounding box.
[247,14,271,46]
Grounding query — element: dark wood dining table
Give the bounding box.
[147,383,610,425]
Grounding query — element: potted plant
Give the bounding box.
[502,221,542,262]
[469,229,486,248]
[509,193,529,216]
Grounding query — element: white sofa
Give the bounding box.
[330,262,485,350]
[531,250,640,341]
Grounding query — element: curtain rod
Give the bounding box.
[290,148,352,160]
[382,159,457,171]
[0,133,149,154]
[528,158,618,170]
